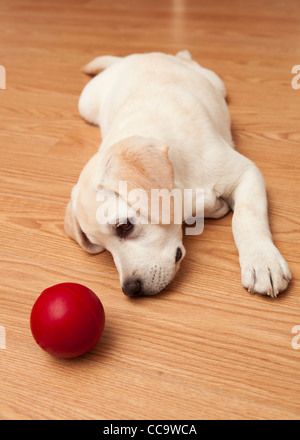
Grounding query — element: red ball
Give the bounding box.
[30,283,105,358]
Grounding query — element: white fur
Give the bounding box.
[65,51,291,297]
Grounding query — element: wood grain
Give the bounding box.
[2,344,298,420]
[0,194,298,309]
[1,255,300,417]
[0,0,299,420]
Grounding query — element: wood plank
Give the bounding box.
[1,0,300,421]
[0,194,298,310]
[0,117,70,155]
[0,151,80,203]
[1,254,300,417]
[232,116,300,153]
[48,122,101,161]
[1,344,297,420]
[1,142,300,205]
[234,145,300,191]
[0,89,80,121]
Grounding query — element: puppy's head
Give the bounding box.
[65,136,185,296]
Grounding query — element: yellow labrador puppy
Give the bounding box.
[65,51,291,297]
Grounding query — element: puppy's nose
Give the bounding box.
[175,247,182,263]
[122,279,142,297]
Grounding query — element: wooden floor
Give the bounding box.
[0,0,299,420]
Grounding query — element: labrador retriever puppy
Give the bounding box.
[65,50,291,297]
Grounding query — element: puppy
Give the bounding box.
[65,51,291,297]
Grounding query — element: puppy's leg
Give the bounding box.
[79,55,123,125]
[226,151,291,297]
[78,73,104,125]
[82,55,122,76]
[176,50,227,98]
[200,67,227,98]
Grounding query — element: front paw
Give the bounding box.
[240,243,292,298]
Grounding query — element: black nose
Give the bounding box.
[175,247,182,263]
[122,279,142,297]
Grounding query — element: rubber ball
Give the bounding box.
[30,283,105,358]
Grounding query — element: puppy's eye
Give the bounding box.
[116,219,134,238]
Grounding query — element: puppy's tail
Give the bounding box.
[82,55,122,75]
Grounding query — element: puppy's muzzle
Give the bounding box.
[122,247,183,297]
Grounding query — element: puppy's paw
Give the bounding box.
[240,242,292,298]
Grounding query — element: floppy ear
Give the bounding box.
[100,136,175,223]
[64,201,105,254]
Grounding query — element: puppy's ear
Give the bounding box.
[64,201,105,254]
[100,136,175,223]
